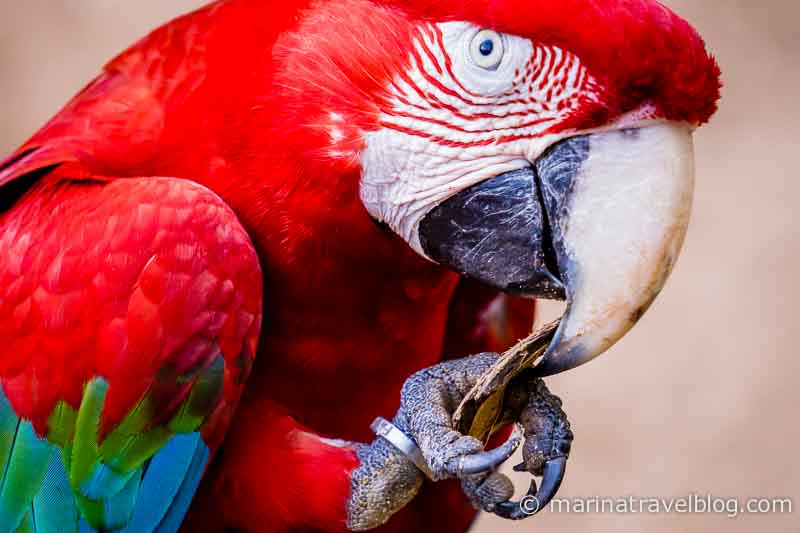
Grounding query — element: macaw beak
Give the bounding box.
[419,122,695,376]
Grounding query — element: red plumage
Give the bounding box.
[381,0,721,124]
[0,172,261,444]
[0,0,719,530]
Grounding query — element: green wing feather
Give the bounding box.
[0,354,225,532]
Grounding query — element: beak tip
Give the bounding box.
[533,341,589,377]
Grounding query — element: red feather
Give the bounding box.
[380,0,722,124]
[0,171,262,443]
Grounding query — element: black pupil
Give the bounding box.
[479,39,494,56]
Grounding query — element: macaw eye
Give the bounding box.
[469,29,505,70]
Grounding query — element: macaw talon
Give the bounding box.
[492,483,538,520]
[453,425,521,477]
[491,456,567,520]
[482,377,572,520]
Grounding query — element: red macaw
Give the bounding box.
[0,0,719,531]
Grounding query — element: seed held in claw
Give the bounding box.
[452,320,560,440]
[451,321,572,521]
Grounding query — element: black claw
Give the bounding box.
[492,480,538,520]
[512,462,527,472]
[533,456,567,510]
[457,431,520,476]
[491,456,568,520]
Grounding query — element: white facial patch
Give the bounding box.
[359,21,601,257]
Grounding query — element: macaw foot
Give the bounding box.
[394,354,521,482]
[481,375,574,519]
[346,354,573,530]
[397,356,573,519]
[348,353,507,531]
[348,353,572,531]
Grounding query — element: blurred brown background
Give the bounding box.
[0,1,797,532]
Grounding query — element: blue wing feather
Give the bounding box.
[32,448,80,533]
[154,437,210,533]
[0,387,210,533]
[121,433,205,533]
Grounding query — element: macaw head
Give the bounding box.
[271,0,720,375]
